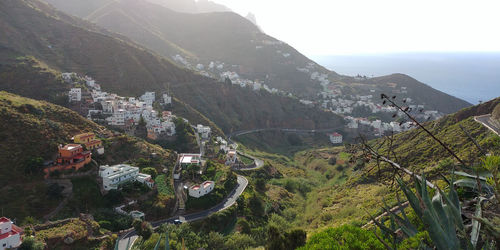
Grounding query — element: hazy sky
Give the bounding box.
[210,0,500,56]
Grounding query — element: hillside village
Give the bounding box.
[172,54,443,137]
[1,0,498,249]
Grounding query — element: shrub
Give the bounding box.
[298,225,384,250]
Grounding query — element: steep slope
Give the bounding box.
[0,91,102,180]
[0,91,176,219]
[243,96,499,231]
[0,0,343,133]
[43,0,333,96]
[346,73,471,113]
[43,0,471,113]
[171,82,343,132]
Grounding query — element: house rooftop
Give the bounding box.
[61,144,82,151]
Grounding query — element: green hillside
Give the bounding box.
[235,96,500,233]
[0,91,175,219]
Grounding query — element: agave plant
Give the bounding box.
[370,174,497,250]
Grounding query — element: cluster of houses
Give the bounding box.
[171,54,288,96]
[219,71,281,94]
[64,73,176,140]
[43,132,103,178]
[344,116,414,136]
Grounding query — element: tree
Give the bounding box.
[103,189,124,206]
[24,157,43,175]
[142,167,158,179]
[284,229,306,249]
[135,115,147,139]
[206,231,225,250]
[248,194,265,217]
[19,237,44,250]
[255,178,267,192]
[266,225,284,250]
[133,219,153,241]
[328,157,337,165]
[224,171,237,190]
[224,232,256,250]
[237,218,251,234]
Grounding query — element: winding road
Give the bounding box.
[227,126,346,140]
[118,126,345,248]
[118,175,248,249]
[475,114,500,136]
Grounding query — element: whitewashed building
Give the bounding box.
[140,92,156,106]
[328,132,343,144]
[188,181,214,198]
[196,124,211,139]
[61,72,74,82]
[226,150,238,165]
[68,88,82,102]
[163,94,172,105]
[99,164,154,191]
[0,217,22,250]
[178,153,202,168]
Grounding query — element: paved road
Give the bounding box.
[475,114,500,136]
[118,176,248,249]
[232,151,265,171]
[227,126,345,140]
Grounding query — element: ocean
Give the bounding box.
[312,52,500,104]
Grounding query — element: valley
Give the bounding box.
[0,0,498,250]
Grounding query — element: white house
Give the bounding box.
[107,109,125,126]
[102,100,114,114]
[162,93,172,105]
[0,217,22,250]
[61,72,74,82]
[68,88,81,102]
[85,77,96,88]
[99,164,154,191]
[136,173,155,189]
[178,153,202,168]
[140,92,155,106]
[328,132,343,144]
[196,124,211,139]
[226,150,238,165]
[188,181,214,198]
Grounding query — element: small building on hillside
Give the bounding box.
[178,153,202,168]
[328,132,343,144]
[0,217,23,249]
[61,72,74,82]
[73,132,103,152]
[162,94,172,105]
[44,144,92,178]
[196,124,211,140]
[68,88,82,102]
[226,150,238,165]
[188,181,214,198]
[99,164,154,191]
